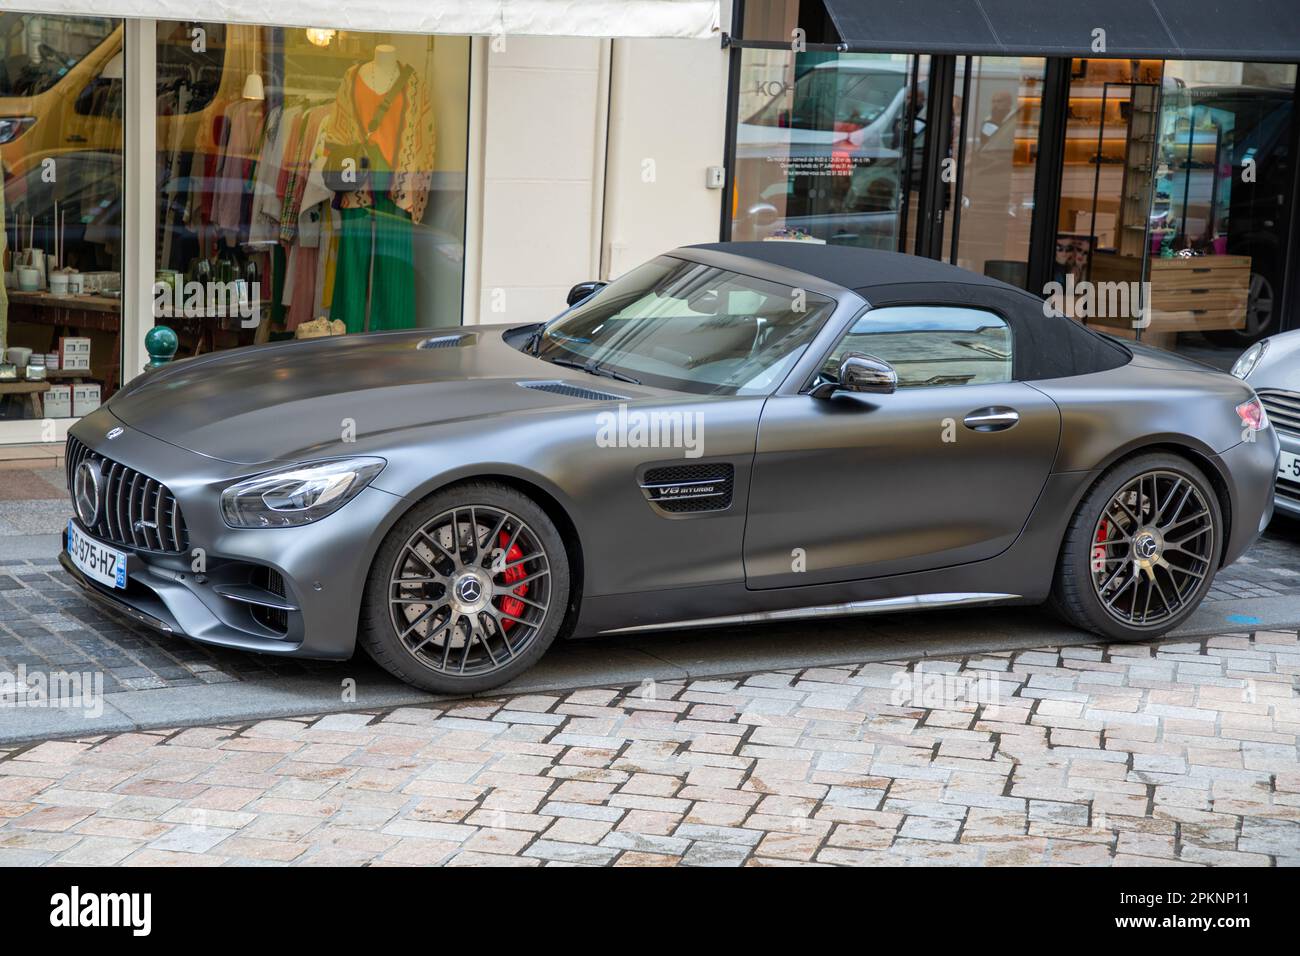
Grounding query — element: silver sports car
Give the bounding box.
[61,243,1279,693]
[1233,329,1300,518]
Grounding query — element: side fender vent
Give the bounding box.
[418,332,476,349]
[640,463,734,515]
[518,380,626,402]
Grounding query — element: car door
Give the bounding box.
[743,301,1061,590]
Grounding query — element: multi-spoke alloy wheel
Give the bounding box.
[360,483,571,693]
[389,505,550,675]
[1051,454,1221,642]
[1089,470,1215,628]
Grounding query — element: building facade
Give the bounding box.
[0,4,731,445]
[2,0,1299,447]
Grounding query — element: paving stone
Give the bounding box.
[0,626,1298,867]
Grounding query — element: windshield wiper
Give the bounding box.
[546,357,641,385]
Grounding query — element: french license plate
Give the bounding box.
[67,520,127,589]
[1279,450,1300,484]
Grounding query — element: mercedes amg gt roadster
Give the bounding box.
[61,243,1279,692]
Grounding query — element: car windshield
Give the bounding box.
[0,13,117,97]
[535,257,836,396]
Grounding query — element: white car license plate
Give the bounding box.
[67,520,127,589]
[1279,450,1300,485]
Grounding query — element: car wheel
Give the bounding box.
[1050,453,1222,642]
[358,481,571,694]
[1205,268,1276,347]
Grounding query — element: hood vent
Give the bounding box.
[418,332,476,350]
[518,380,626,402]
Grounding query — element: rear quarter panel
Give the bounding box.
[1031,362,1258,473]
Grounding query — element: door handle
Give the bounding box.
[963,407,1020,432]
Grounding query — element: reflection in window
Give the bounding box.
[733,50,920,250]
[153,23,469,359]
[0,13,124,427]
[824,305,1012,387]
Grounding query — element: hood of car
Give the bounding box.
[1250,329,1300,389]
[107,327,641,465]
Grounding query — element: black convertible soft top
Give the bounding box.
[690,241,1130,382]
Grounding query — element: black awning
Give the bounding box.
[822,0,1300,62]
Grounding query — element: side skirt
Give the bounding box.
[597,591,1021,635]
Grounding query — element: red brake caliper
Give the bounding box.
[496,531,529,630]
[1091,519,1109,575]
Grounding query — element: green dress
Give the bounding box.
[333,154,416,333]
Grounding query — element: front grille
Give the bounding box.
[65,435,190,553]
[640,463,734,514]
[1259,388,1300,436]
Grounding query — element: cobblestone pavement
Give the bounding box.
[0,631,1296,866]
[4,464,1300,693]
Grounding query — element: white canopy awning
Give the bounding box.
[6,1,721,39]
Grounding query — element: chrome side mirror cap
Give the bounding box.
[811,352,898,399]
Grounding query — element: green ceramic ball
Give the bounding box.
[145,325,179,367]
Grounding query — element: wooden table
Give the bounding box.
[5,290,122,393]
[0,380,51,418]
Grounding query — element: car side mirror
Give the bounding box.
[811,352,898,399]
[566,281,606,307]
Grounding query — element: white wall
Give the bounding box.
[601,36,730,280]
[463,22,730,324]
[468,36,610,326]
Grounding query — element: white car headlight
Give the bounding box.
[1230,340,1269,380]
[221,457,385,528]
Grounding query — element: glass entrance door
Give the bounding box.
[944,55,1046,288]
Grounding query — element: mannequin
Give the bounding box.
[359,45,401,96]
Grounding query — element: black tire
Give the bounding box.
[1049,452,1223,642]
[359,481,571,694]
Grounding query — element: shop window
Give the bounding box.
[0,12,124,430]
[822,305,1012,388]
[732,49,924,250]
[153,23,469,359]
[1148,61,1296,356]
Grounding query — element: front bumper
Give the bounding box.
[60,409,406,660]
[1274,428,1300,519]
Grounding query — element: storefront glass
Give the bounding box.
[0,13,124,427]
[945,56,1045,287]
[1150,61,1296,359]
[732,48,924,250]
[152,22,469,356]
[1054,57,1296,363]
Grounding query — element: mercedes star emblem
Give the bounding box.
[73,460,104,528]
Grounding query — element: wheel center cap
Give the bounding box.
[452,570,490,613]
[1133,528,1162,562]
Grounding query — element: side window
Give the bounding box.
[822,305,1013,388]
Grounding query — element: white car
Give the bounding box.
[1234,332,1300,518]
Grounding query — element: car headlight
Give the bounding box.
[1230,339,1269,379]
[0,116,35,144]
[221,457,385,528]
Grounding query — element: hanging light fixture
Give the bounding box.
[305,28,336,48]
